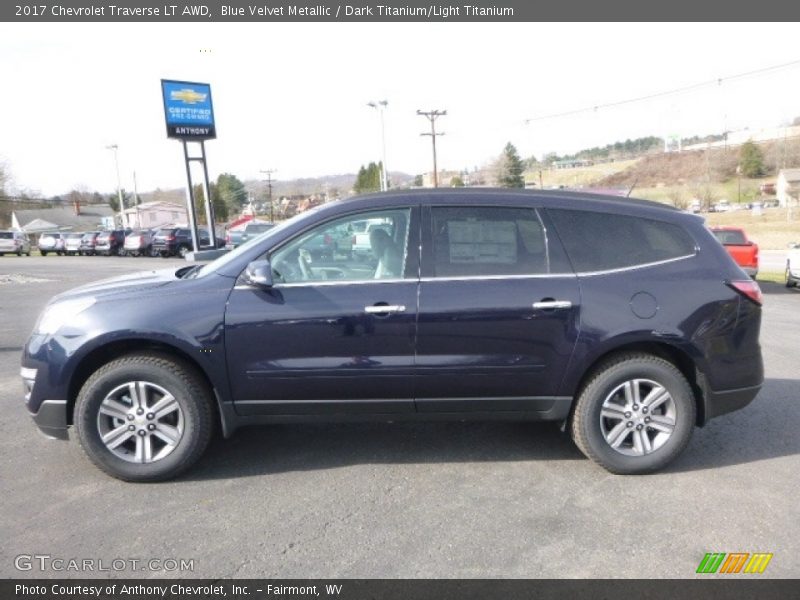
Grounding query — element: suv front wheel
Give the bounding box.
[75,353,214,482]
[571,353,695,474]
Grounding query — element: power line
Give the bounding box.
[523,58,800,124]
[417,109,447,188]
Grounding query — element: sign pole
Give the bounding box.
[181,140,201,253]
[161,79,217,257]
[199,140,217,248]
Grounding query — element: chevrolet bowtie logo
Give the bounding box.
[170,88,207,104]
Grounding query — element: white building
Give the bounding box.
[121,201,187,229]
[777,168,800,208]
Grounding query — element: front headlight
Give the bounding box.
[35,297,96,335]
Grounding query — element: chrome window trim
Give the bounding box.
[420,273,574,283]
[573,252,697,277]
[233,248,697,289]
[234,278,409,291]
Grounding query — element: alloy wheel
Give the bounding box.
[599,378,676,456]
[96,381,184,463]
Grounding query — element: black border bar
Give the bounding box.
[4,579,800,600]
[4,0,800,22]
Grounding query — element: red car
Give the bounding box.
[710,226,758,278]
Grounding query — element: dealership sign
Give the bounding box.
[161,79,216,139]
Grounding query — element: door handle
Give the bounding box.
[365,304,406,314]
[532,300,572,310]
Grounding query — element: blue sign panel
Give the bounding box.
[161,79,216,139]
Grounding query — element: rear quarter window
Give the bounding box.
[547,209,696,272]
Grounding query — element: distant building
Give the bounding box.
[422,170,462,187]
[121,201,187,229]
[683,125,800,152]
[13,202,115,233]
[552,159,594,169]
[777,168,800,208]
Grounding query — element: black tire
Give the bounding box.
[75,353,214,482]
[786,264,796,288]
[571,353,696,475]
[40,251,47,256]
[17,251,22,257]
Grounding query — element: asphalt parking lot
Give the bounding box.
[1,255,798,579]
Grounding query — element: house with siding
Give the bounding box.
[777,168,800,208]
[121,201,187,229]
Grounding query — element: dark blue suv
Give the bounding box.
[21,190,763,481]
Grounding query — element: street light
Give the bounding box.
[367,100,388,191]
[105,144,124,226]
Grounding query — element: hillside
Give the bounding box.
[596,137,800,189]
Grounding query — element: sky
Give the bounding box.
[1,22,799,197]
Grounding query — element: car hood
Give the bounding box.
[51,268,183,303]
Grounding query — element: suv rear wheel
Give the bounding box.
[571,353,695,474]
[75,353,214,482]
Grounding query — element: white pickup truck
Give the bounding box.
[351,218,392,261]
[787,241,800,288]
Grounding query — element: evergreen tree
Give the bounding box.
[353,162,382,194]
[739,141,765,178]
[216,173,247,214]
[498,142,525,188]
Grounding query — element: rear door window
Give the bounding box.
[547,209,695,273]
[428,206,548,277]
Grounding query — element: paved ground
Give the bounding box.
[0,255,798,579]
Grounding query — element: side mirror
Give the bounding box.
[243,260,273,288]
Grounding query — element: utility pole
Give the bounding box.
[417,109,446,187]
[105,144,124,226]
[260,169,276,222]
[367,100,389,191]
[133,170,141,228]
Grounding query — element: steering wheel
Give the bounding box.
[297,248,314,280]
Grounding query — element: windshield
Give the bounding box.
[195,206,324,278]
[0,232,13,239]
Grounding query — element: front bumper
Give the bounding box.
[22,367,69,440]
[30,400,69,440]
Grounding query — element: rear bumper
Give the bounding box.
[742,266,758,277]
[702,383,762,423]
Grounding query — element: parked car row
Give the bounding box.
[22,228,223,258]
[0,230,32,256]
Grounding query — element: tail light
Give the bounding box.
[166,235,176,241]
[727,280,762,305]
